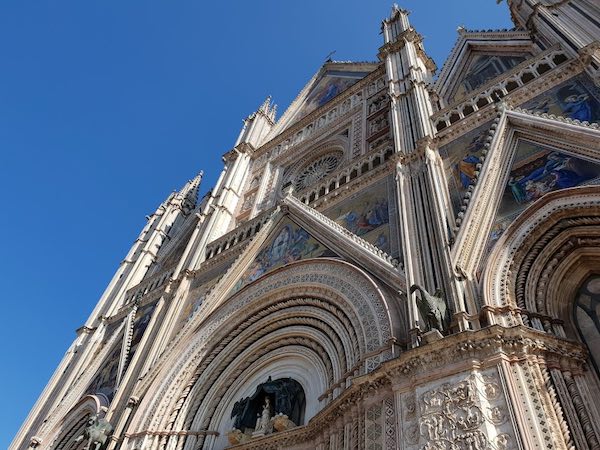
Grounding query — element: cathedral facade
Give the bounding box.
[12,1,600,449]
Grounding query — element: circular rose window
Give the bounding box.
[294,153,342,191]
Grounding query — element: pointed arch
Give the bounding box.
[483,187,600,328]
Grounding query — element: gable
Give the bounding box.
[451,53,527,103]
[294,70,368,120]
[435,29,533,102]
[484,140,600,258]
[231,217,337,293]
[451,107,600,276]
[272,62,378,134]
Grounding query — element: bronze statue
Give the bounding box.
[73,415,113,450]
[409,284,450,332]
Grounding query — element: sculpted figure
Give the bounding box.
[410,284,450,332]
[73,415,113,450]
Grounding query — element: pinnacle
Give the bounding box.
[258,95,277,122]
[179,171,203,208]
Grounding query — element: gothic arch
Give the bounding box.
[126,258,399,450]
[482,186,600,447]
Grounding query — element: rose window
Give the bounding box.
[295,154,342,191]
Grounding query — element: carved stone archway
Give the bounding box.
[125,258,399,450]
[482,187,600,449]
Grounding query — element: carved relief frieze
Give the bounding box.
[401,368,517,450]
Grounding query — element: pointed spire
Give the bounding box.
[234,96,277,148]
[259,95,272,113]
[382,4,411,43]
[257,95,277,122]
[178,171,203,210]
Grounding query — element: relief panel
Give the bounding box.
[400,368,517,450]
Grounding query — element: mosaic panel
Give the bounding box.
[86,342,121,401]
[323,178,400,258]
[232,219,336,293]
[485,140,600,256]
[523,73,600,123]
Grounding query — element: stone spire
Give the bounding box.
[177,170,203,211]
[379,5,437,154]
[381,5,467,344]
[235,96,277,149]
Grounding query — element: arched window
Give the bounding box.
[574,275,600,376]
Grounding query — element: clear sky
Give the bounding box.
[0,1,512,446]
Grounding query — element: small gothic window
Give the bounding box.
[230,377,306,438]
[575,275,600,376]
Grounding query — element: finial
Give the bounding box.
[324,50,336,63]
[457,25,466,35]
[259,95,272,113]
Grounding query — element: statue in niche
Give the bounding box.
[252,398,273,436]
[230,377,305,436]
[73,415,113,450]
[410,284,450,332]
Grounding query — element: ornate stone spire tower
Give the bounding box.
[380,5,468,344]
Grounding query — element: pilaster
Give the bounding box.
[381,6,467,344]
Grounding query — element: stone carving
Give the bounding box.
[410,284,450,332]
[401,371,516,450]
[73,415,113,450]
[272,413,295,432]
[253,398,274,436]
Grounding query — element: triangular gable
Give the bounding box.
[435,29,534,104]
[452,107,600,275]
[270,61,378,136]
[189,195,405,320]
[482,140,600,262]
[230,217,337,294]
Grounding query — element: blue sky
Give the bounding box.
[0,1,512,446]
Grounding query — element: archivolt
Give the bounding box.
[127,258,398,447]
[483,186,600,333]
